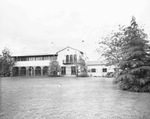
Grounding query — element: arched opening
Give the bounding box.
[74,54,77,63]
[70,55,73,63]
[20,67,26,76]
[28,66,34,76]
[43,66,48,75]
[35,66,41,76]
[12,67,19,76]
[66,55,69,63]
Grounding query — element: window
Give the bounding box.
[33,57,36,61]
[15,57,19,61]
[74,54,77,63]
[36,57,42,61]
[21,57,26,61]
[66,55,69,63]
[70,55,73,63]
[40,57,42,60]
[102,68,107,72]
[91,68,96,72]
[44,56,49,60]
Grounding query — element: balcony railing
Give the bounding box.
[62,60,77,65]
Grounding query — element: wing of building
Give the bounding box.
[87,61,115,77]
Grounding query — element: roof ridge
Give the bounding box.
[57,46,83,54]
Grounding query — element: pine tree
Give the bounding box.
[116,17,150,92]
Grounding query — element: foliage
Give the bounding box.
[77,56,88,77]
[97,25,125,66]
[49,60,61,76]
[0,48,14,77]
[106,72,114,78]
[116,17,150,92]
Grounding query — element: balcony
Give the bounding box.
[62,60,77,65]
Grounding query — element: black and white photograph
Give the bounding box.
[0,0,150,119]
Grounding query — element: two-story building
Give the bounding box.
[11,46,85,77]
[12,54,57,76]
[57,46,85,76]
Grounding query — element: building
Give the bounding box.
[11,46,85,76]
[87,61,115,77]
[11,46,114,77]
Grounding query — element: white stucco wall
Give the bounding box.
[14,60,50,67]
[57,47,83,66]
[88,65,114,77]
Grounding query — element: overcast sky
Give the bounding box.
[0,0,150,60]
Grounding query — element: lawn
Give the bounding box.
[0,76,150,119]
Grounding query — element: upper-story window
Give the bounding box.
[21,57,26,61]
[29,57,35,61]
[15,55,54,61]
[70,55,73,63]
[66,55,69,63]
[74,54,77,63]
[64,54,77,64]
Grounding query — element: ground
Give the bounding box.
[0,76,150,119]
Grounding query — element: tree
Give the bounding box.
[97,25,125,66]
[77,56,88,77]
[0,48,14,77]
[49,60,61,76]
[116,17,150,92]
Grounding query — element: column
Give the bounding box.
[18,67,20,76]
[33,67,36,76]
[26,67,28,76]
[76,65,78,77]
[72,55,74,64]
[41,66,43,76]
[69,55,70,63]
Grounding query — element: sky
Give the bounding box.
[0,0,150,60]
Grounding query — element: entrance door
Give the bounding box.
[61,67,66,75]
[71,66,76,75]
